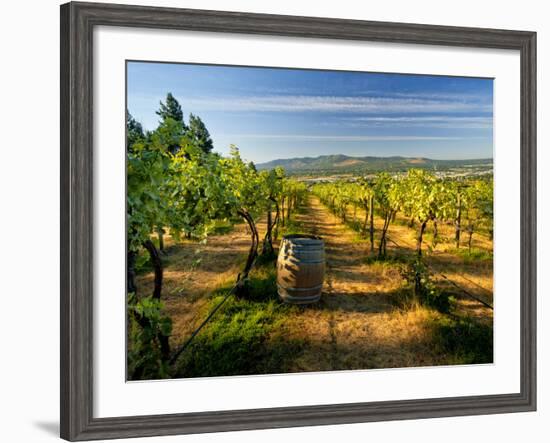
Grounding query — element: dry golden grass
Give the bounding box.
[265,196,492,372]
[336,159,364,167]
[408,158,427,164]
[343,202,494,309]
[137,219,267,346]
[137,194,493,375]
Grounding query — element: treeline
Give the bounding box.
[127,93,306,379]
[127,92,213,155]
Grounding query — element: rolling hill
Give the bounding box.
[256,154,492,175]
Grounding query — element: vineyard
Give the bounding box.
[127,94,494,380]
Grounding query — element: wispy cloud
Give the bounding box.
[339,116,493,129]
[217,134,478,142]
[377,91,491,101]
[177,94,491,114]
[127,63,494,162]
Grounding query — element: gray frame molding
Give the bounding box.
[60,2,536,441]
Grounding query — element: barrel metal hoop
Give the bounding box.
[277,283,324,292]
[279,260,325,264]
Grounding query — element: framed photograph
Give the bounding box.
[60,1,536,440]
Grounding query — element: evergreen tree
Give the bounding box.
[187,113,213,154]
[126,110,144,152]
[151,117,186,155]
[156,93,186,128]
[154,93,188,154]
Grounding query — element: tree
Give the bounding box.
[448,181,469,249]
[126,111,144,152]
[219,145,268,295]
[156,92,185,126]
[126,136,228,378]
[281,178,306,224]
[187,113,214,154]
[462,179,493,253]
[150,117,187,155]
[165,143,229,241]
[373,173,399,258]
[126,143,172,377]
[155,93,188,155]
[127,144,171,296]
[357,179,375,252]
[260,167,284,257]
[399,170,454,256]
[143,117,194,246]
[312,181,352,224]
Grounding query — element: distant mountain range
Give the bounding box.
[256,154,492,174]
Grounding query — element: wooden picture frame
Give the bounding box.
[60,1,536,440]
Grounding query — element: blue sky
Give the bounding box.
[127,61,493,164]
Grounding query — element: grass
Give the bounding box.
[134,194,493,379]
[432,316,493,364]
[453,247,493,263]
[277,216,306,238]
[363,254,409,266]
[173,297,280,378]
[173,264,304,378]
[135,248,175,275]
[171,235,492,377]
[209,219,235,235]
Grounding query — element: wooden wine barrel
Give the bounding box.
[277,235,325,304]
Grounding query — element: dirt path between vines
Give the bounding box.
[273,196,459,371]
[137,194,493,373]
